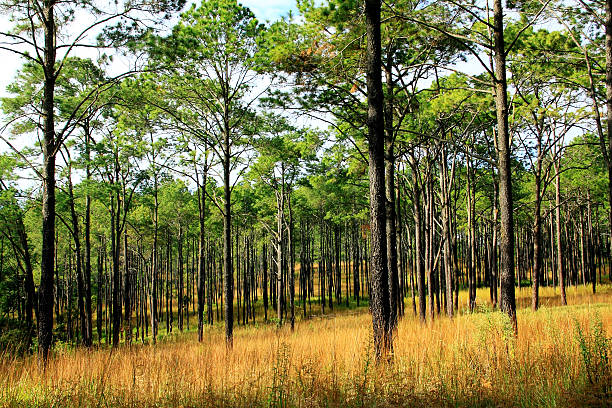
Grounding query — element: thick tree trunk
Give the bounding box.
[365,0,391,360]
[493,0,517,332]
[38,0,57,364]
[606,0,612,268]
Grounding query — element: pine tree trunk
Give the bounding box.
[38,0,58,364]
[555,159,567,305]
[411,166,426,322]
[532,149,543,311]
[124,230,131,344]
[223,146,234,348]
[68,161,86,347]
[84,130,93,347]
[440,147,453,318]
[151,175,159,344]
[288,191,295,331]
[365,0,391,360]
[493,0,517,331]
[197,182,206,341]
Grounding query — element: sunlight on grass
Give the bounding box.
[0,285,610,407]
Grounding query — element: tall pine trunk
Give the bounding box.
[84,130,93,347]
[493,0,517,332]
[223,140,234,348]
[38,0,58,364]
[365,0,391,360]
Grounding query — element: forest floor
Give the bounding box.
[1,284,611,407]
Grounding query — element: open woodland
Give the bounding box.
[0,0,611,406]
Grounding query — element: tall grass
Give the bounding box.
[0,285,610,407]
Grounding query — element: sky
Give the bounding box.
[241,0,296,22]
[0,1,298,190]
[0,1,297,100]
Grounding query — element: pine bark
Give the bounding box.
[493,0,517,331]
[365,0,391,359]
[38,0,58,364]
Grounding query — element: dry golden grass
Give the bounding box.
[1,285,611,407]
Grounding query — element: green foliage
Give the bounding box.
[574,313,611,390]
[476,309,517,358]
[0,319,32,356]
[268,340,291,408]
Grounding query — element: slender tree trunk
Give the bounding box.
[97,245,103,344]
[532,150,543,311]
[412,168,426,322]
[288,190,295,331]
[151,175,159,344]
[223,148,234,348]
[384,64,399,331]
[15,208,36,343]
[124,230,131,344]
[84,130,93,347]
[440,147,453,317]
[111,189,121,347]
[263,242,268,321]
[426,171,435,320]
[555,159,567,306]
[587,196,596,293]
[196,159,208,339]
[67,164,87,345]
[466,157,476,312]
[276,189,284,324]
[197,183,206,340]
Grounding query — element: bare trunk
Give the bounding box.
[84,131,93,347]
[67,165,87,345]
[606,0,612,268]
[440,148,453,317]
[493,0,517,332]
[366,0,391,360]
[532,149,543,310]
[555,160,567,306]
[223,149,233,348]
[38,0,57,364]
[384,64,399,331]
